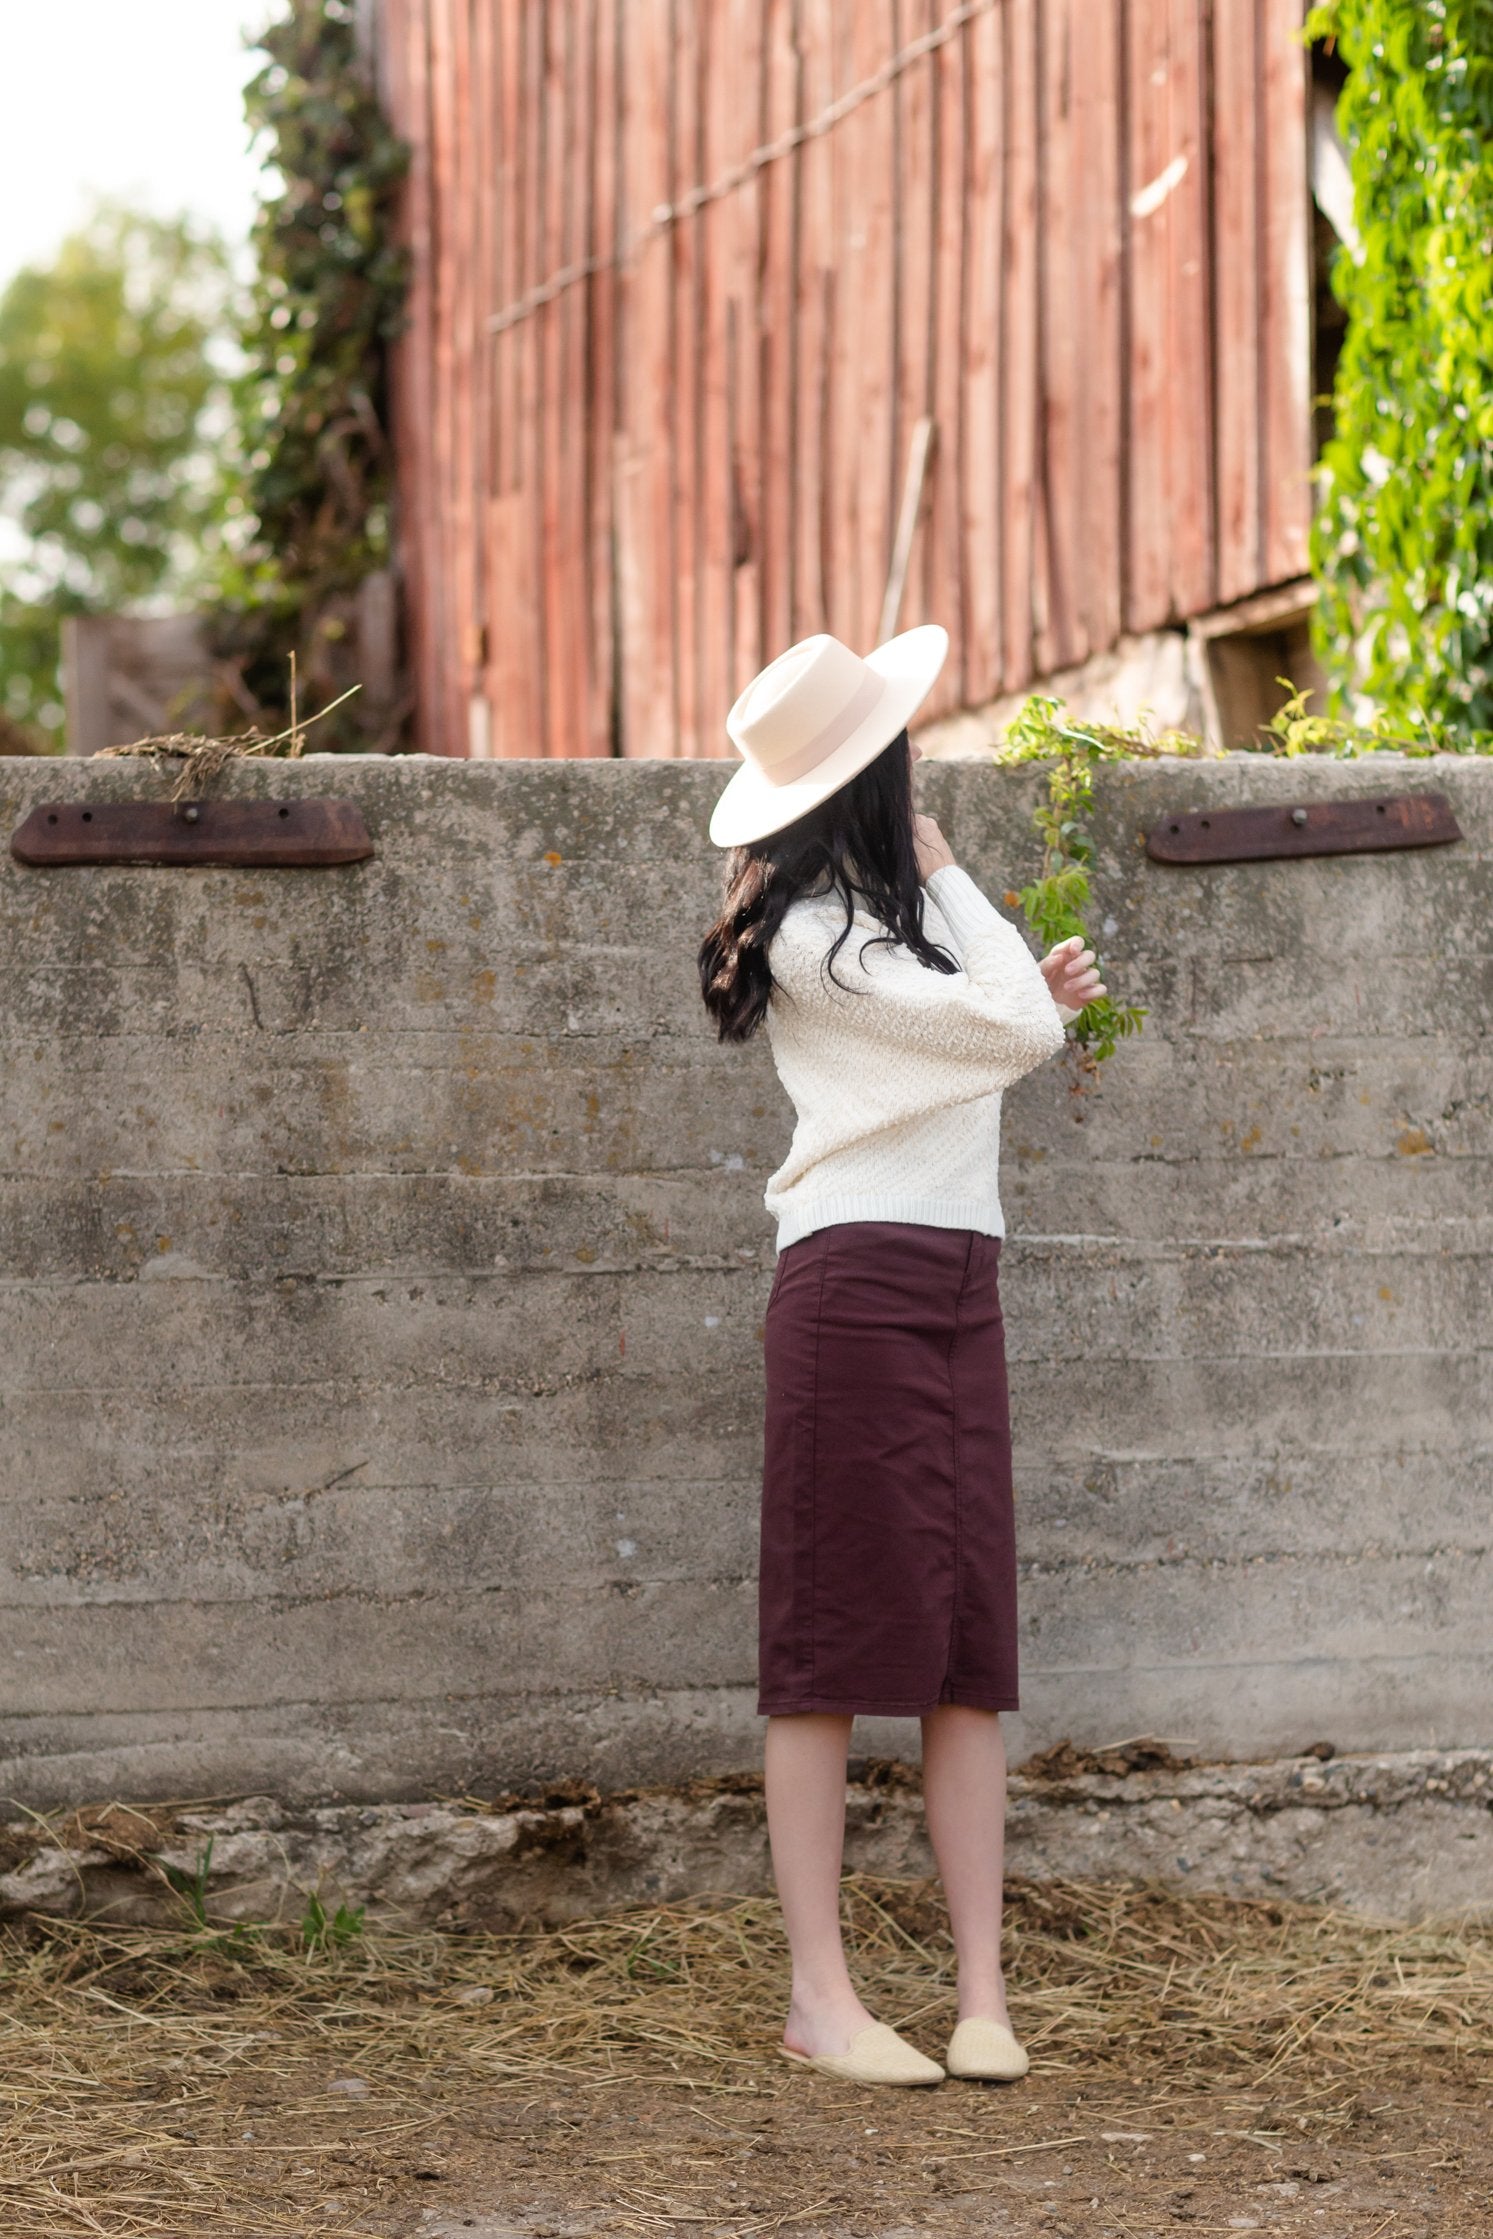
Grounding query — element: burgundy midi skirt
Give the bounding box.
[757,1219,1020,1718]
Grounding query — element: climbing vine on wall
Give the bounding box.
[213,0,410,747]
[1305,0,1493,745]
[992,699,1199,1069]
[991,678,1447,1074]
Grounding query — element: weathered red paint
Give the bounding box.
[379,0,1313,759]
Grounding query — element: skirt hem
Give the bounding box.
[757,1693,1020,1718]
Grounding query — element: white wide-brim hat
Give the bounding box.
[708,623,949,848]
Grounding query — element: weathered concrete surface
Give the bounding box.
[0,751,1489,1807]
[3,1752,1488,1927]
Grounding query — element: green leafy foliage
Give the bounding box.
[990,671,1458,1069]
[1257,676,1437,758]
[153,1839,366,1961]
[993,698,1204,1067]
[214,0,410,745]
[0,208,231,746]
[1305,0,1493,744]
[300,1892,366,1953]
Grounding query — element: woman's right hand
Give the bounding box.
[913,813,956,882]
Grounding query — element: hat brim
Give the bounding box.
[707,623,949,848]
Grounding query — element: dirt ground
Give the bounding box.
[368,2065,1491,2239]
[2,1875,1488,2239]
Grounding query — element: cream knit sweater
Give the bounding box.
[762,862,1074,1253]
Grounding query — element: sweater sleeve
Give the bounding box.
[769,863,1067,1096]
[932,865,1086,1027]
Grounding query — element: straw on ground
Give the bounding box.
[1,1874,1488,2237]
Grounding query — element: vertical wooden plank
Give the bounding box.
[757,0,803,692]
[1164,0,1215,620]
[791,0,836,639]
[538,2,589,755]
[1035,0,1080,676]
[616,0,677,756]
[492,0,523,502]
[486,1,521,753]
[696,1,739,746]
[531,0,557,754]
[1211,0,1262,604]
[421,0,453,754]
[470,0,497,745]
[668,0,704,754]
[584,0,621,757]
[445,0,481,748]
[423,0,451,749]
[530,0,559,761]
[489,0,546,756]
[890,0,935,652]
[435,0,474,754]
[564,8,604,755]
[1260,0,1314,585]
[382,0,434,753]
[1070,0,1125,659]
[523,1,552,755]
[1000,0,1039,690]
[486,0,515,752]
[535,0,560,754]
[1123,0,1172,632]
[822,2,857,645]
[841,2,899,653]
[850,2,899,653]
[923,0,967,715]
[727,0,768,699]
[961,0,1004,702]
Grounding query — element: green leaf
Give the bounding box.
[1307,0,1493,741]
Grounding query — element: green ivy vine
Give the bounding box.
[989,678,1445,1069]
[992,698,1200,1067]
[1305,0,1493,746]
[990,5,1493,1071]
[212,0,410,748]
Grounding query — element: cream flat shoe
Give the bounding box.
[945,2015,1029,2081]
[780,2019,944,2086]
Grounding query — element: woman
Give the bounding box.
[697,624,1103,2089]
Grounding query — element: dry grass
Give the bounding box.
[1,1874,1489,2237]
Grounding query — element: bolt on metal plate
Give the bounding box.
[10,798,376,868]
[1146,792,1461,866]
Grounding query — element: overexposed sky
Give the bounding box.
[0,1,277,287]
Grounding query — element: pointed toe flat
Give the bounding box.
[780,2019,945,2087]
[945,2015,1029,2081]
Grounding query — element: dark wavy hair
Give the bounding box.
[697,728,959,1043]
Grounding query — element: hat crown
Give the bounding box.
[709,619,947,847]
[728,634,874,776]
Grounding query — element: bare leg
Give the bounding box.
[763,1712,879,2056]
[919,1704,1011,2026]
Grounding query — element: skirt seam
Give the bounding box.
[803,1233,833,1698]
[941,1231,976,1697]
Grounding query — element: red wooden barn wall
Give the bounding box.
[378,0,1314,761]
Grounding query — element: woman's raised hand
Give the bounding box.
[913,813,956,881]
[1040,933,1106,1015]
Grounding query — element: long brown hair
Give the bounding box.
[697,729,959,1043]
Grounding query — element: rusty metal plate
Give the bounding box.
[1146,791,1461,866]
[10,797,375,868]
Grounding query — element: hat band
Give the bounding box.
[754,669,884,785]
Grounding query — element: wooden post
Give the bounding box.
[878,416,937,644]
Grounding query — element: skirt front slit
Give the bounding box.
[757,1219,1019,1718]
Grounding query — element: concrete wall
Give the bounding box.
[1,751,1487,1809]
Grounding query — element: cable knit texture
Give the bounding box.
[762,863,1071,1253]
